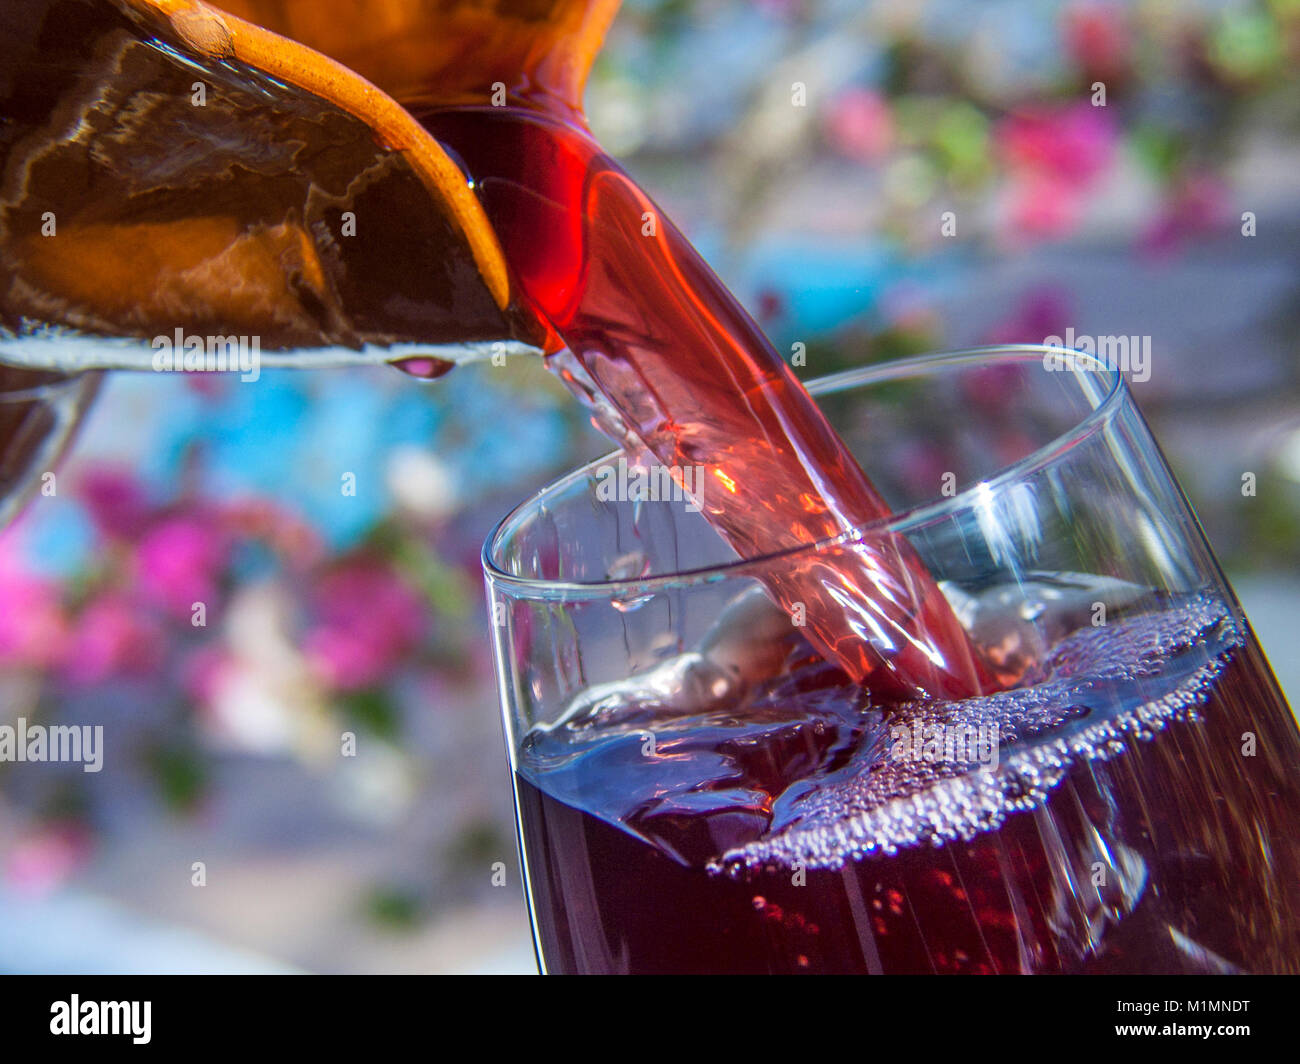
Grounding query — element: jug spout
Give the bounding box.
[0,1,617,374]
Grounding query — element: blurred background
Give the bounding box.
[1,0,1297,972]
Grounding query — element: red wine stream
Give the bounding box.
[422,105,992,701]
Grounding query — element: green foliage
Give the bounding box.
[341,688,401,741]
[362,886,422,930]
[145,743,207,813]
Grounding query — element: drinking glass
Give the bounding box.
[484,345,1300,975]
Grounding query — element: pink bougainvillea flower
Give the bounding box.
[78,466,151,540]
[1002,172,1086,239]
[303,562,428,690]
[825,87,895,162]
[4,823,91,896]
[135,514,228,618]
[984,286,1073,346]
[1140,172,1230,258]
[0,542,68,669]
[60,592,163,687]
[181,644,227,707]
[997,103,1117,188]
[996,103,1118,241]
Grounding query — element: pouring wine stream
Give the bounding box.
[1,0,994,700]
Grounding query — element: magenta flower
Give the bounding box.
[79,466,151,540]
[996,104,1117,240]
[824,88,895,162]
[1140,172,1230,258]
[181,644,227,707]
[1005,173,1086,239]
[304,562,428,690]
[0,543,68,669]
[135,514,228,618]
[4,824,91,895]
[983,287,1073,346]
[60,592,163,687]
[998,104,1116,186]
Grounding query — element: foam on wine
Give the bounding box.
[720,594,1240,871]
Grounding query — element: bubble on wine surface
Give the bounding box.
[719,593,1240,872]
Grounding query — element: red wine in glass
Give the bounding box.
[512,595,1300,974]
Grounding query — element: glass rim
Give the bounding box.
[483,344,1127,599]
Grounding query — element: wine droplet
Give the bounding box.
[391,355,456,380]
